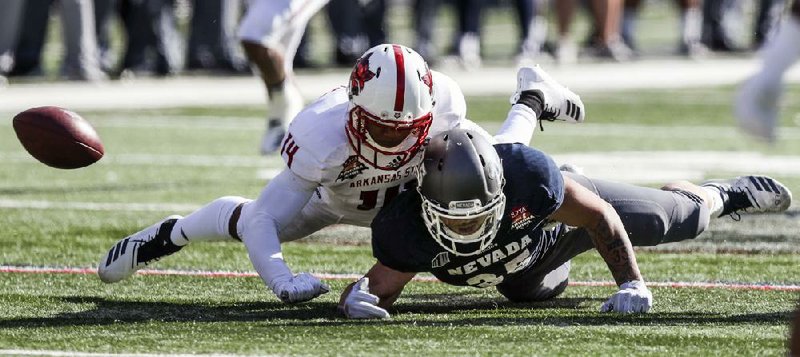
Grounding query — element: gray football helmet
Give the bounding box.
[418,129,506,256]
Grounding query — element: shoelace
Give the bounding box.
[135,220,182,264]
[721,186,755,221]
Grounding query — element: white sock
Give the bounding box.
[680,8,702,45]
[759,17,800,83]
[494,104,538,145]
[267,83,286,123]
[702,186,725,218]
[170,196,250,246]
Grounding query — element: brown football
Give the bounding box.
[13,106,104,169]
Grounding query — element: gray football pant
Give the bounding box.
[496,172,711,302]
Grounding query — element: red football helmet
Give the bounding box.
[345,44,435,170]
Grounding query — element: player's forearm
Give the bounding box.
[587,205,643,286]
[241,214,293,290]
[365,263,414,309]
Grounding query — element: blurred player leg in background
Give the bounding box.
[60,0,107,81]
[328,0,365,66]
[588,0,632,61]
[734,0,800,142]
[119,0,183,77]
[327,0,385,62]
[239,0,328,155]
[458,0,484,69]
[443,0,484,69]
[414,0,441,63]
[676,0,706,57]
[0,0,24,85]
[753,0,786,49]
[514,0,547,65]
[187,0,249,74]
[94,0,120,75]
[702,0,745,52]
[554,0,578,64]
[8,0,51,78]
[620,0,640,53]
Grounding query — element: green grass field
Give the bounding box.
[1,83,799,356]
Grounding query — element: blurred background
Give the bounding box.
[0,0,791,81]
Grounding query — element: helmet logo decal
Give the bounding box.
[431,252,450,269]
[392,45,407,112]
[336,155,369,181]
[510,205,536,230]
[421,68,433,96]
[349,52,377,98]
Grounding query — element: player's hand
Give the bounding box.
[271,273,330,303]
[600,280,652,313]
[340,277,390,319]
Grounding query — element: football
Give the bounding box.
[12,106,104,169]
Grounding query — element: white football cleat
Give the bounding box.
[261,80,303,155]
[510,65,585,123]
[734,74,782,143]
[260,119,287,155]
[702,176,792,218]
[98,215,184,283]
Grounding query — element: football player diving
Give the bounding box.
[339,127,793,318]
[97,44,585,304]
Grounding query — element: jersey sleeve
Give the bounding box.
[371,191,432,273]
[280,88,350,183]
[496,143,565,217]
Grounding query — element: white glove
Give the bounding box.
[271,273,330,303]
[340,277,390,319]
[600,280,653,313]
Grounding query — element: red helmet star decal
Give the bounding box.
[349,52,377,97]
[421,68,433,96]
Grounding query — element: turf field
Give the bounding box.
[0,83,799,356]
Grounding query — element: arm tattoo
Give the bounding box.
[588,215,642,285]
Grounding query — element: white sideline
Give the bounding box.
[2,57,800,112]
[2,265,798,292]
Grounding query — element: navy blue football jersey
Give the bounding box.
[371,143,565,288]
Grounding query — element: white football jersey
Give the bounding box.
[279,71,492,225]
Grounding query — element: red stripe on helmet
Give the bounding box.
[392,45,406,113]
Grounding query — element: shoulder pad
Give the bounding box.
[280,88,351,182]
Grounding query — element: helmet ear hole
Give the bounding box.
[479,155,485,167]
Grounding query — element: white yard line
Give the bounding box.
[2,149,799,186]
[0,199,199,212]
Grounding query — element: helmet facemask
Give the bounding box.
[421,193,506,256]
[346,105,432,170]
[417,129,506,256]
